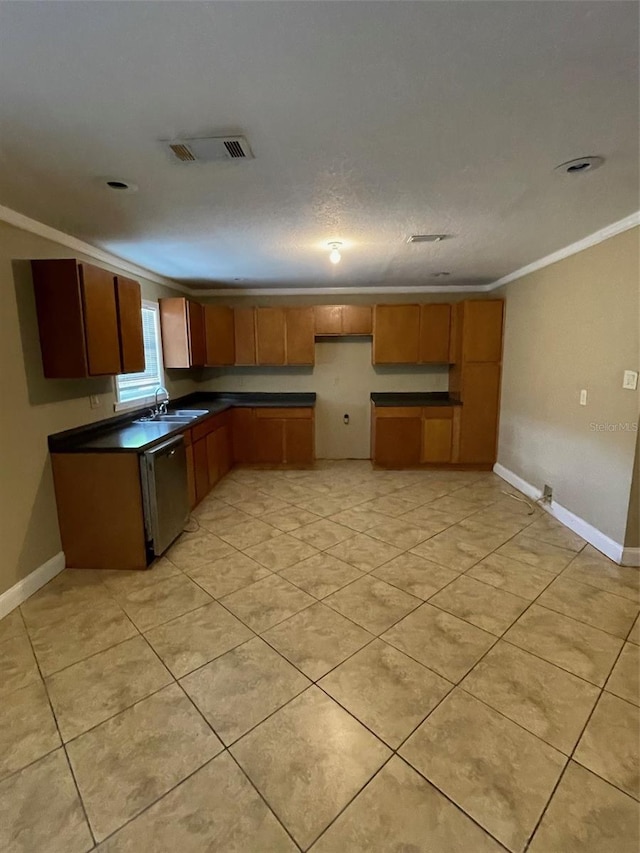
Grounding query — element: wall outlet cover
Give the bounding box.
[623,370,638,390]
[89,395,101,409]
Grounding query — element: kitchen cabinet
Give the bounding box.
[314,305,372,336]
[371,406,422,466]
[234,308,257,365]
[51,452,147,569]
[256,308,286,365]
[373,303,451,365]
[419,304,451,364]
[285,307,315,364]
[204,305,235,365]
[193,435,209,504]
[254,408,315,464]
[421,407,454,463]
[31,259,144,378]
[231,407,256,462]
[453,362,501,464]
[450,299,504,363]
[115,276,145,373]
[235,306,315,366]
[159,297,206,368]
[373,305,421,364]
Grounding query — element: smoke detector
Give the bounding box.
[162,136,254,163]
[407,234,447,243]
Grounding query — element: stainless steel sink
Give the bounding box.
[133,415,193,425]
[171,409,210,418]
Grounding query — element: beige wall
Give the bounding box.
[0,220,198,597]
[498,227,640,546]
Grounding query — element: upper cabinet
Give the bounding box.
[204,305,235,366]
[31,259,144,378]
[159,297,206,368]
[233,306,315,366]
[373,304,451,365]
[451,299,504,363]
[314,305,372,336]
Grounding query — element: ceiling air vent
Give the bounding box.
[407,234,447,243]
[162,136,254,163]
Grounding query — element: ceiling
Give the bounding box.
[0,1,638,291]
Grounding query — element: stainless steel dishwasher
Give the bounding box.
[140,434,189,557]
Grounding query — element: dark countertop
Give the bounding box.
[49,392,317,454]
[370,392,462,407]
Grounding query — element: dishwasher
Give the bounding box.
[140,434,189,558]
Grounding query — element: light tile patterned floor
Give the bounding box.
[1,462,639,852]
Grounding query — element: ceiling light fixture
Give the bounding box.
[554,156,604,175]
[328,242,342,265]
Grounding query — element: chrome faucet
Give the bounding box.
[154,386,169,416]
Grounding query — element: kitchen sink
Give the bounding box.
[133,415,194,425]
[171,409,210,417]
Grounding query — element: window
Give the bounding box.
[114,300,164,410]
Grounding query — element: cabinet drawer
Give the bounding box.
[374,406,421,418]
[421,406,454,419]
[255,407,313,419]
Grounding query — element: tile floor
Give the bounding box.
[1,461,639,852]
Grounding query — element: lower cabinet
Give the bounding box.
[371,408,422,466]
[454,362,501,464]
[186,406,315,508]
[372,405,459,467]
[421,408,454,463]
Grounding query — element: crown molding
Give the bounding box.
[2,201,637,298]
[0,203,191,293]
[191,284,493,296]
[487,210,640,291]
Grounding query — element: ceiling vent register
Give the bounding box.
[163,136,253,163]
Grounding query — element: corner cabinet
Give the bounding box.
[31,259,145,378]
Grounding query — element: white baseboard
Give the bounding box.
[493,464,628,565]
[622,547,640,568]
[0,552,65,621]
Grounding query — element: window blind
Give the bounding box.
[116,303,163,403]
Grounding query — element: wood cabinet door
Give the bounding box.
[343,305,372,335]
[160,298,190,368]
[419,304,451,363]
[187,301,206,366]
[204,305,235,365]
[206,429,222,488]
[185,444,197,510]
[457,362,502,463]
[422,418,453,463]
[373,305,420,364]
[462,300,504,362]
[115,276,145,373]
[218,424,232,476]
[284,418,314,463]
[254,417,285,463]
[256,308,286,365]
[286,307,315,364]
[374,416,422,466]
[79,263,121,375]
[231,408,256,462]
[314,305,342,335]
[193,437,209,504]
[234,308,257,365]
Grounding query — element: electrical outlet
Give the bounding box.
[89,394,101,409]
[542,484,553,504]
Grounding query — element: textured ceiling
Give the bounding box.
[0,1,638,290]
